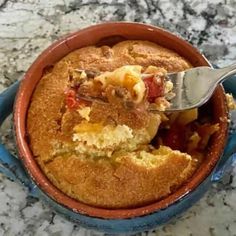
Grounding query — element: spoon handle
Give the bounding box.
[216,63,236,83]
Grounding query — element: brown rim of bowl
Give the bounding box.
[13,22,229,219]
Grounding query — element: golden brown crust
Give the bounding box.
[42,149,194,208]
[27,61,70,161]
[27,40,195,208]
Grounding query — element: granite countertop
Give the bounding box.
[0,0,236,235]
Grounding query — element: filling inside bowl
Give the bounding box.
[27,40,219,208]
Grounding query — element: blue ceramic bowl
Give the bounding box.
[1,22,236,234]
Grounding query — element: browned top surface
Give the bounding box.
[27,40,195,208]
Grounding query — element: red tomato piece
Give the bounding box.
[143,75,165,102]
[66,96,77,109]
[162,125,186,151]
[65,88,91,109]
[65,89,78,109]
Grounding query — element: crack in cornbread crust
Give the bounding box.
[27,40,195,208]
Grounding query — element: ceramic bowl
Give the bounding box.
[0,22,234,233]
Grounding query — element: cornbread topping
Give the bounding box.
[27,40,220,208]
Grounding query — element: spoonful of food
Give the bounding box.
[70,64,236,112]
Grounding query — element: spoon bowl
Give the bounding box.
[166,63,236,111]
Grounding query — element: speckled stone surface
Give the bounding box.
[0,0,236,235]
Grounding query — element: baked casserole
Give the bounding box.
[27,40,219,208]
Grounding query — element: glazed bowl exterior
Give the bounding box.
[0,22,232,233]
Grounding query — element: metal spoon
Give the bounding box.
[165,63,236,111]
[77,64,236,111]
